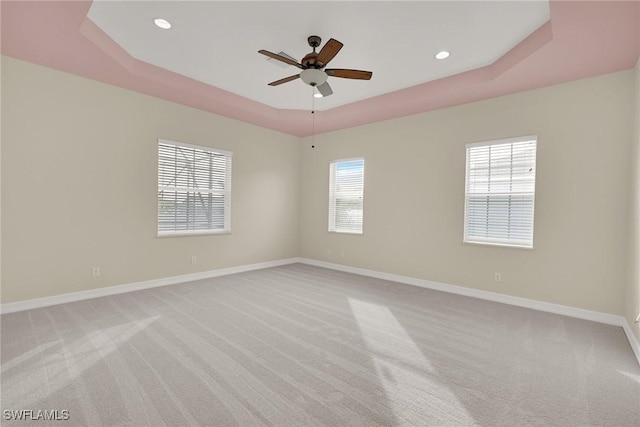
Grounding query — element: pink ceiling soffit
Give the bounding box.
[1,0,639,137]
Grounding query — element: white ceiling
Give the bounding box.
[88,1,550,111]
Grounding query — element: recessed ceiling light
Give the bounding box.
[314,92,323,99]
[435,51,450,60]
[154,18,172,30]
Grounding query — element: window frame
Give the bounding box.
[157,138,232,237]
[463,135,537,249]
[328,157,365,235]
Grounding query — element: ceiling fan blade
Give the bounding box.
[317,82,333,97]
[268,74,300,86]
[259,50,303,69]
[316,38,343,66]
[326,69,373,80]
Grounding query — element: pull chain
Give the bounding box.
[311,86,316,148]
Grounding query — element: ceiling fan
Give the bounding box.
[258,35,373,97]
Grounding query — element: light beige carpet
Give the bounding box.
[2,263,639,426]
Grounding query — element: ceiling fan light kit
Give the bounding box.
[258,35,373,97]
[300,69,327,86]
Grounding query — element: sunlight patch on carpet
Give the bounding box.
[349,298,475,425]
[3,315,159,409]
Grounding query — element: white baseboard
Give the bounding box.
[3,256,638,367]
[0,258,301,315]
[298,258,640,366]
[298,258,625,326]
[622,321,640,366]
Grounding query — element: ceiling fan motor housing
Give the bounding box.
[302,52,321,69]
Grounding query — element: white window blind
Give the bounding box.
[158,139,232,236]
[329,158,365,234]
[464,136,537,248]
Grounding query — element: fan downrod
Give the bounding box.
[303,36,323,68]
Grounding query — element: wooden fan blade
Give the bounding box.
[326,69,373,80]
[258,50,302,69]
[317,82,333,97]
[268,74,300,86]
[316,38,343,66]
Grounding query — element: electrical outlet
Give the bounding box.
[92,267,101,277]
[191,256,197,265]
[494,272,502,282]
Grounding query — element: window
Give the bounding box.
[329,158,365,234]
[158,139,232,236]
[464,136,537,248]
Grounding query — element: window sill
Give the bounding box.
[158,230,231,238]
[329,230,363,235]
[463,240,533,250]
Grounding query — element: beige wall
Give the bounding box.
[626,59,640,341]
[1,57,300,303]
[2,56,638,321]
[300,70,635,315]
